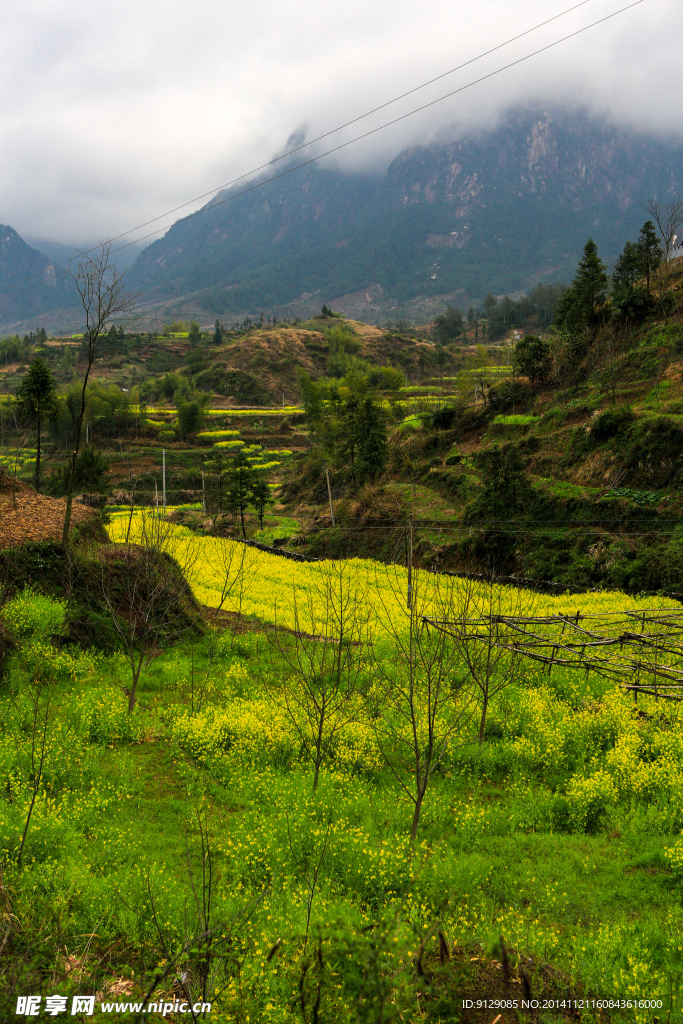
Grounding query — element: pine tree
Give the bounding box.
[213,319,222,344]
[188,321,201,348]
[225,449,258,539]
[17,357,59,493]
[357,398,387,485]
[573,238,608,326]
[555,237,608,335]
[636,221,662,296]
[250,477,272,529]
[613,240,641,290]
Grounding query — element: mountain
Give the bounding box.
[0,226,77,328]
[128,107,683,323]
[23,235,145,273]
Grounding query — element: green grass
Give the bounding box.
[3,579,683,1021]
[492,414,539,427]
[254,515,300,545]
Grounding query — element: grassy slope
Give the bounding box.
[3,580,683,1022]
[274,261,683,593]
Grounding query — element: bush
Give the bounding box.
[589,405,635,442]
[431,407,458,430]
[488,378,533,411]
[46,448,110,497]
[514,335,552,383]
[610,287,653,324]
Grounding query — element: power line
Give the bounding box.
[0,0,601,300]
[1,0,646,305]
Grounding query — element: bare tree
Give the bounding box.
[644,196,683,261]
[371,566,473,840]
[3,397,29,510]
[101,509,200,712]
[123,443,141,545]
[424,571,531,747]
[599,333,626,406]
[204,538,257,625]
[643,196,683,322]
[17,678,57,871]
[138,807,265,1024]
[266,561,372,793]
[62,244,135,544]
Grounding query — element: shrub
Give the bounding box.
[431,407,458,430]
[589,405,635,442]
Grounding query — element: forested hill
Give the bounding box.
[128,107,683,322]
[0,226,77,326]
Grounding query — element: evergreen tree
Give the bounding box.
[433,306,463,344]
[483,293,497,319]
[250,477,272,528]
[613,240,641,290]
[357,398,388,485]
[47,447,110,496]
[188,321,201,348]
[16,357,59,493]
[213,319,222,344]
[476,444,530,516]
[336,393,364,487]
[555,237,608,335]
[225,449,258,539]
[636,220,662,296]
[177,400,203,441]
[572,237,608,327]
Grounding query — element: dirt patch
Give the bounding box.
[0,473,97,547]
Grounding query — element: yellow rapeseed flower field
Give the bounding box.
[107,511,679,636]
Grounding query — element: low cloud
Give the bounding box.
[0,0,679,247]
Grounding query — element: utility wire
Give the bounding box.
[1,0,646,304]
[0,0,601,298]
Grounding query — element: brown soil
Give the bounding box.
[0,471,96,547]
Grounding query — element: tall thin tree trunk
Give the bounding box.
[478,692,489,747]
[35,413,41,493]
[129,648,146,713]
[410,789,425,842]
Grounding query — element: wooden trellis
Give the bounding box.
[421,609,683,701]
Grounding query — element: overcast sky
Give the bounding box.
[0,0,680,248]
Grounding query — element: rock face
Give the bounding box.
[0,226,77,326]
[127,106,683,319]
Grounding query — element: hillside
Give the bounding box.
[0,226,78,326]
[128,106,683,323]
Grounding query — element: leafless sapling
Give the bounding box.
[371,565,473,841]
[101,509,200,712]
[63,243,135,544]
[431,571,531,747]
[266,561,371,793]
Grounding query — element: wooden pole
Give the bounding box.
[162,449,166,511]
[201,466,206,514]
[325,465,335,526]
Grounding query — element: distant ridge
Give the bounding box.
[127,106,683,323]
[0,226,77,327]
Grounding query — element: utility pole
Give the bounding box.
[325,465,335,527]
[162,449,166,511]
[407,516,413,609]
